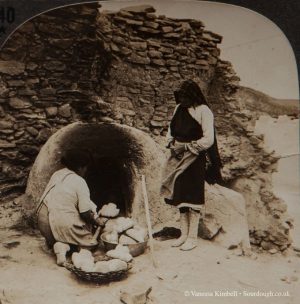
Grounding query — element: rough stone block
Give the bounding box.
[128,53,150,65]
[202,30,222,43]
[0,120,14,129]
[137,26,160,34]
[68,21,88,32]
[58,104,72,118]
[129,41,147,51]
[196,59,209,66]
[9,97,32,109]
[155,106,168,113]
[120,285,152,304]
[151,115,165,121]
[26,126,39,137]
[118,10,134,18]
[0,139,16,148]
[151,59,165,66]
[208,56,218,65]
[40,88,57,96]
[175,46,188,55]
[123,18,143,26]
[161,26,173,33]
[144,21,159,29]
[147,40,161,48]
[26,62,38,71]
[37,22,72,37]
[204,184,251,250]
[18,21,35,33]
[0,85,9,97]
[122,109,136,116]
[110,42,120,52]
[121,5,155,14]
[1,129,14,135]
[26,78,40,85]
[145,13,156,19]
[261,241,278,251]
[112,36,127,46]
[180,22,192,32]
[7,80,25,87]
[138,97,150,104]
[159,46,173,54]
[19,144,39,156]
[190,20,204,28]
[148,50,162,58]
[48,38,74,49]
[43,61,66,72]
[0,105,4,117]
[150,120,167,127]
[14,130,25,139]
[198,216,222,240]
[166,59,179,66]
[163,33,181,39]
[18,88,36,96]
[0,61,25,75]
[119,47,132,56]
[128,87,140,94]
[37,128,53,143]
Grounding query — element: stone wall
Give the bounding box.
[0,3,239,198]
[0,3,103,197]
[0,3,292,251]
[95,5,230,133]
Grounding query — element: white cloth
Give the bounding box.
[166,104,214,154]
[44,168,97,215]
[40,168,98,246]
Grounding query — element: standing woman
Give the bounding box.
[161,79,222,251]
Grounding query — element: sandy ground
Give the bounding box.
[0,227,299,304]
[0,114,299,304]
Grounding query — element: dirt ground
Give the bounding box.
[1,198,299,304]
[0,226,299,304]
[0,115,299,304]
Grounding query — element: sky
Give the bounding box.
[100,0,299,100]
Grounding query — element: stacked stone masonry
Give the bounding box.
[0,3,291,250]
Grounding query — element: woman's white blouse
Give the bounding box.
[44,168,97,216]
[166,104,214,154]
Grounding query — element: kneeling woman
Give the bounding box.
[36,149,102,265]
[161,79,222,251]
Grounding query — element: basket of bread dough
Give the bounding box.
[65,248,131,284]
[99,203,148,257]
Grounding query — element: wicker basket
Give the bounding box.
[65,262,130,284]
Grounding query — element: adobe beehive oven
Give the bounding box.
[26,122,169,225]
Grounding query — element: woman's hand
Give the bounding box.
[95,217,106,227]
[166,138,175,149]
[171,142,186,158]
[80,210,102,226]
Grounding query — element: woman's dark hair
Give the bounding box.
[174,79,209,108]
[61,148,93,172]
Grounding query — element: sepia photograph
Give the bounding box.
[0,0,299,303]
